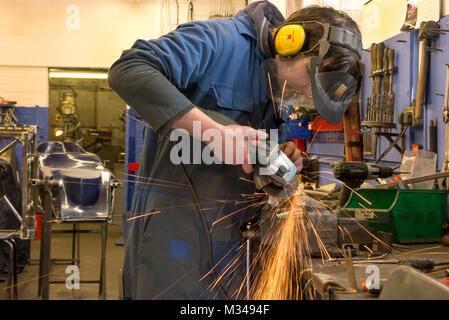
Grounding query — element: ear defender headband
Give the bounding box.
[273,22,362,59]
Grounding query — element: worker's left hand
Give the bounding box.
[280,141,303,174]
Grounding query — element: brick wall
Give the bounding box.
[0,0,246,107]
[0,66,48,107]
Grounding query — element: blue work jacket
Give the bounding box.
[108,1,286,299]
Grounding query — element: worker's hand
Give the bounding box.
[171,107,268,173]
[209,124,268,174]
[280,141,303,174]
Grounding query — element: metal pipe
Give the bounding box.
[414,38,430,125]
[375,171,449,188]
[429,119,437,153]
[2,196,22,223]
[0,138,20,156]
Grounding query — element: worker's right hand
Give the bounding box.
[205,124,268,174]
[171,107,268,173]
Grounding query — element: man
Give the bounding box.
[108,1,362,299]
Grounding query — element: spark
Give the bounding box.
[251,189,317,300]
[127,210,161,221]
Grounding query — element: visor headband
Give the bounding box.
[328,26,362,58]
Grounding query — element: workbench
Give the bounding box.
[310,244,449,300]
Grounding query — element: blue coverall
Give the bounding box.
[108,1,287,299]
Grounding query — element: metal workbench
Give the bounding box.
[309,244,449,300]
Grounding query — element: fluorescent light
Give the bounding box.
[55,129,64,137]
[49,72,108,79]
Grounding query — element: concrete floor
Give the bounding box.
[0,164,126,300]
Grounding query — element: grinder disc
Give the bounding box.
[262,175,299,199]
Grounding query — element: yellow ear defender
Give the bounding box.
[274,24,306,56]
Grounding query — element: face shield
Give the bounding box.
[263,22,361,125]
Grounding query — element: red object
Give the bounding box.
[249,138,259,146]
[343,96,363,162]
[361,281,367,292]
[387,174,402,183]
[294,139,306,157]
[311,116,343,132]
[35,213,42,241]
[128,163,140,172]
[444,278,449,285]
[412,144,419,151]
[287,34,292,39]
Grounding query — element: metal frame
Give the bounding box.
[0,231,19,300]
[0,125,39,240]
[37,181,108,300]
[0,125,38,300]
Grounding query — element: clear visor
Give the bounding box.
[263,54,358,124]
[263,55,315,109]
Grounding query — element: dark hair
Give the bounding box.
[279,6,362,82]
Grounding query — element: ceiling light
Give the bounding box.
[49,72,108,79]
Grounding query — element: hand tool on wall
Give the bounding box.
[362,43,398,161]
[414,21,441,126]
[386,48,396,124]
[372,43,385,159]
[438,65,449,190]
[381,46,389,124]
[365,43,377,123]
[429,119,437,154]
[375,43,385,123]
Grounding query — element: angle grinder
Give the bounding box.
[249,139,299,199]
[200,109,299,199]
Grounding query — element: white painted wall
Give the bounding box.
[360,0,448,48]
[0,0,245,106]
[0,0,383,107]
[0,0,246,69]
[0,66,49,107]
[269,0,287,16]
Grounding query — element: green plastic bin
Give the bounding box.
[339,189,448,244]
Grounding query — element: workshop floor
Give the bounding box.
[0,163,126,300]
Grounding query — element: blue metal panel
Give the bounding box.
[424,15,449,171]
[15,106,49,144]
[359,31,418,165]
[286,120,312,140]
[307,15,449,184]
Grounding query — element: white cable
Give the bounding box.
[187,0,193,22]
